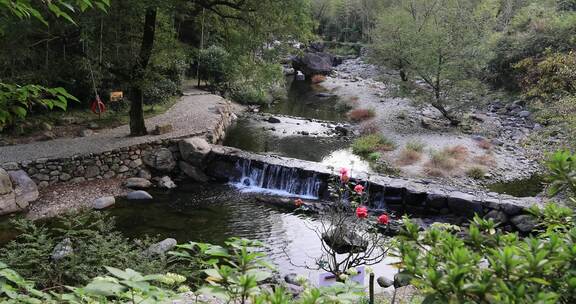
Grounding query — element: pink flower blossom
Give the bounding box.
[356,206,368,218]
[378,214,389,225]
[354,184,364,194]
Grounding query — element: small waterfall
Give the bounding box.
[230,159,322,199]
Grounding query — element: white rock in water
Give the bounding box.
[92,196,115,210]
[124,177,152,189]
[158,176,177,189]
[127,190,153,200]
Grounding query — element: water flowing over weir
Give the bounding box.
[230,159,323,199]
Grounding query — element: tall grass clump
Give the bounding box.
[352,134,396,157]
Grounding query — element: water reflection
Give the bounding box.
[108,183,396,288]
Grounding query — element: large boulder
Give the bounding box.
[0,169,16,215]
[179,137,212,167]
[142,148,176,172]
[205,160,241,182]
[1,170,38,215]
[322,226,368,254]
[179,162,209,182]
[292,52,334,76]
[511,214,537,232]
[92,196,116,210]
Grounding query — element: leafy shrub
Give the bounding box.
[396,204,576,303]
[143,75,179,105]
[0,212,166,289]
[0,238,367,303]
[546,150,576,198]
[466,166,486,179]
[352,134,395,157]
[197,45,231,87]
[226,59,285,105]
[0,83,78,131]
[347,108,375,122]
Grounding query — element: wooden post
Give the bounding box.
[369,273,375,304]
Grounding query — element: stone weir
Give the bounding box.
[204,145,543,232]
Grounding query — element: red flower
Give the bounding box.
[356,206,368,218]
[294,199,304,207]
[378,214,389,225]
[354,184,364,194]
[339,168,349,176]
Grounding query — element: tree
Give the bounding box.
[371,0,497,125]
[0,0,109,131]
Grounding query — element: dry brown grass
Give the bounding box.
[398,149,423,165]
[359,121,381,135]
[347,108,376,122]
[474,154,497,167]
[444,145,469,161]
[428,150,459,171]
[311,74,327,83]
[477,139,492,150]
[424,167,446,177]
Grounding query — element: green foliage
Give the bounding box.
[226,59,285,105]
[396,205,576,304]
[486,1,576,90]
[466,166,486,180]
[371,0,496,124]
[0,0,109,28]
[546,150,576,198]
[0,212,166,289]
[1,236,367,303]
[0,83,78,131]
[352,134,395,157]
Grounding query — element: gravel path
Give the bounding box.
[0,89,237,163]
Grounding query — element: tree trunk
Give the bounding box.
[431,101,460,126]
[129,7,157,136]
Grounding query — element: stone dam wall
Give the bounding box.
[204,145,543,232]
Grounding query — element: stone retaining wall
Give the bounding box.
[1,102,235,188]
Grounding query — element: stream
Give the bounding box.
[224,77,372,173]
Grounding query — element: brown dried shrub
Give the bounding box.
[444,145,469,161]
[474,154,496,167]
[347,108,376,122]
[311,74,327,83]
[477,139,492,150]
[398,149,423,165]
[359,121,381,135]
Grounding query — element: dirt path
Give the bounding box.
[0,89,240,163]
[323,58,541,187]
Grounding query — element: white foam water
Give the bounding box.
[229,159,322,199]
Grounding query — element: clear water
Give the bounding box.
[487,175,545,198]
[108,183,397,287]
[265,78,347,122]
[223,77,372,172]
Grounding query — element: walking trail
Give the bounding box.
[0,89,237,163]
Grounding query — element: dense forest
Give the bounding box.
[1,0,576,303]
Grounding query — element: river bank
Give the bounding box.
[322,57,543,193]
